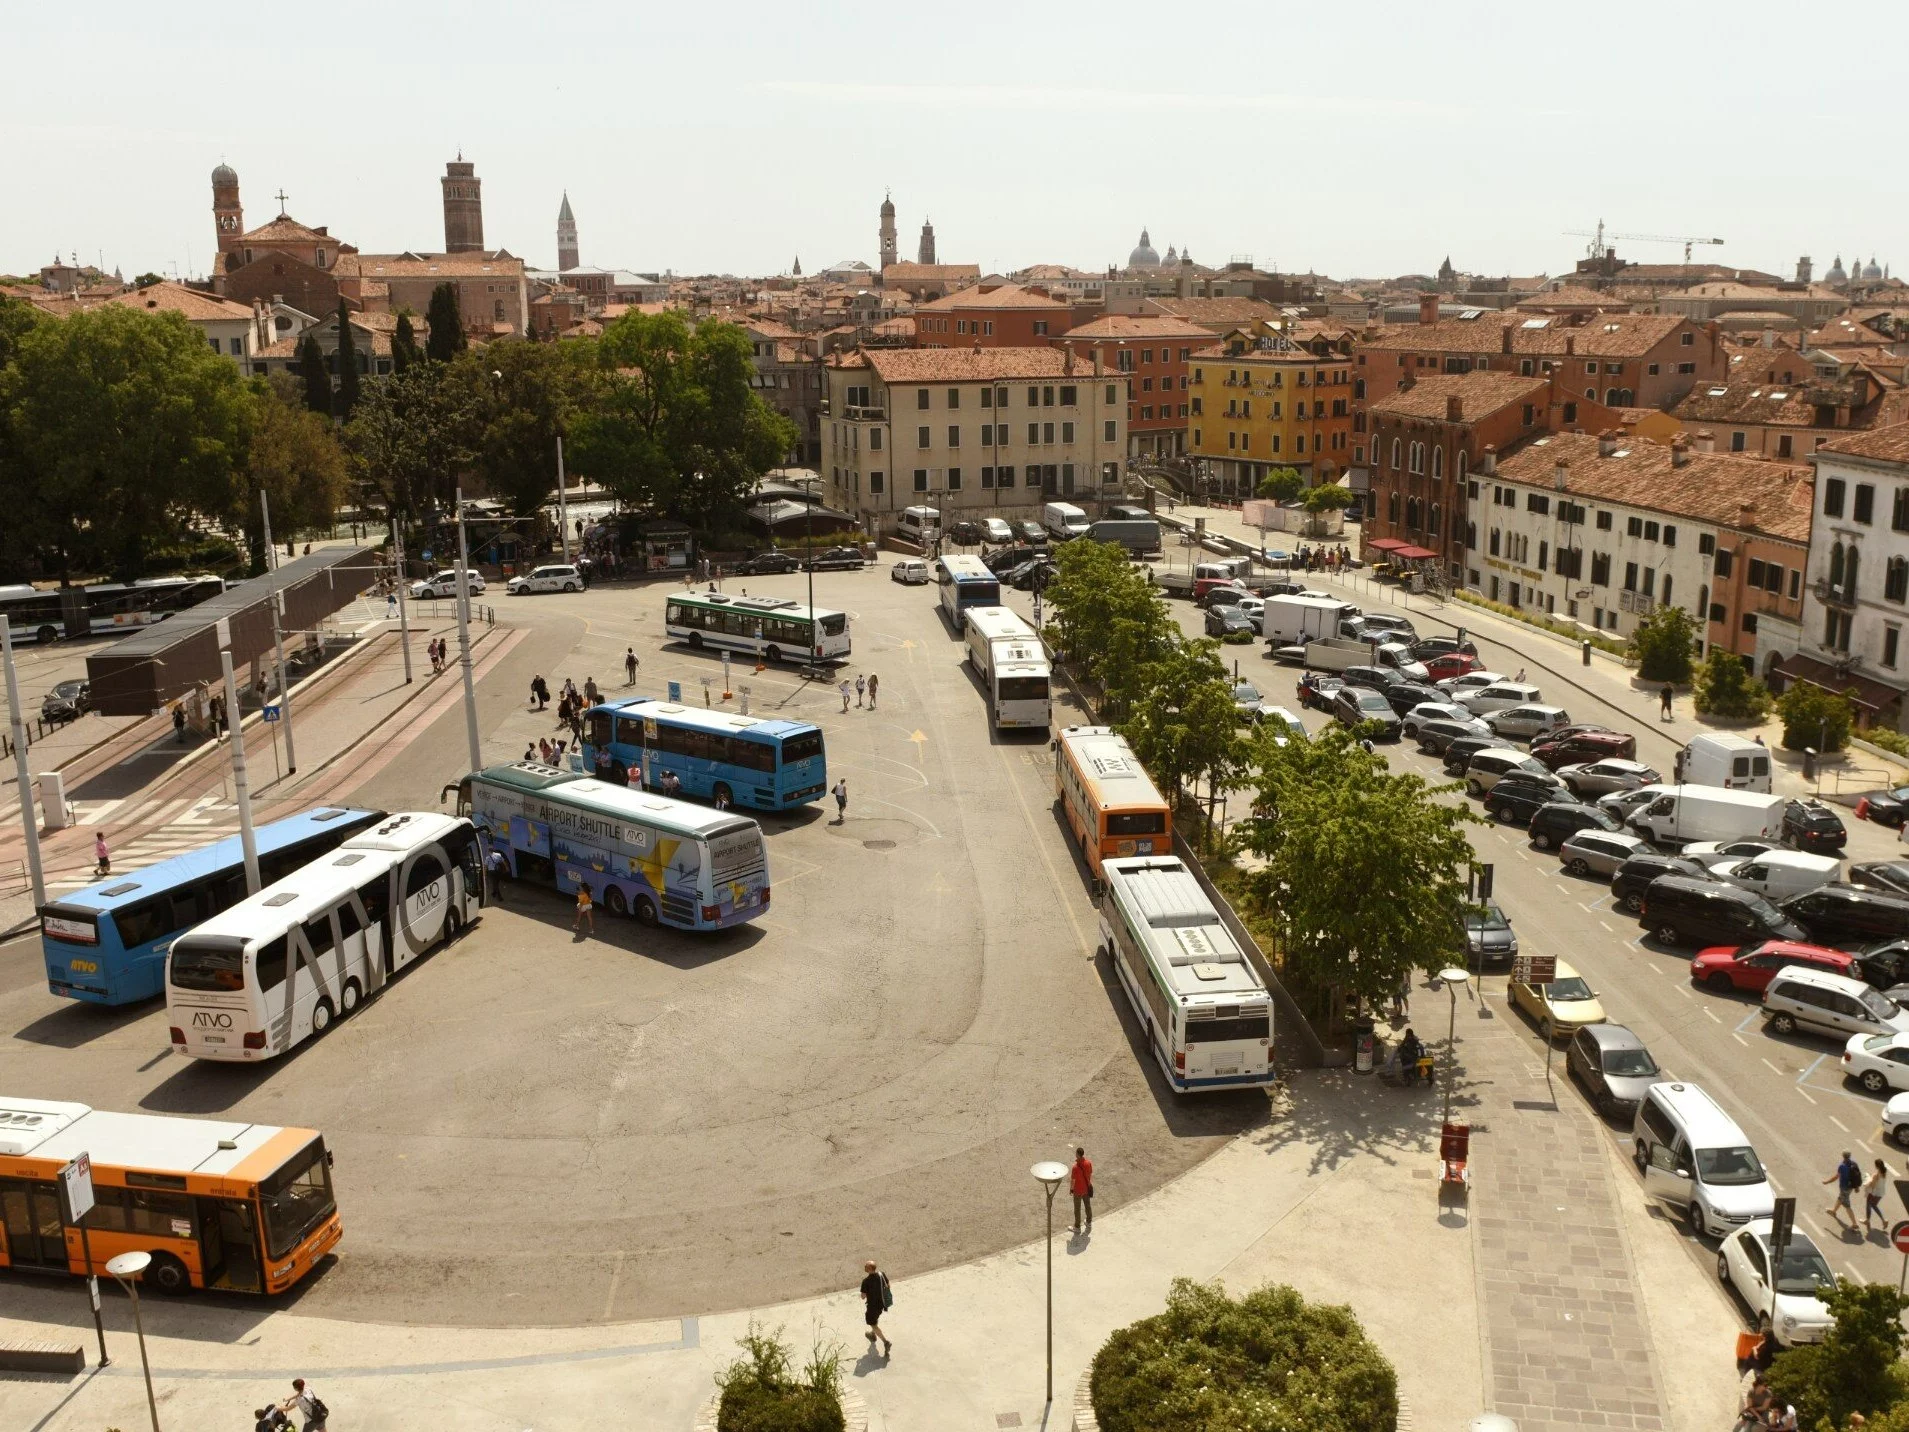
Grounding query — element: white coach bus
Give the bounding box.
[165,812,485,1062]
[1097,854,1277,1093]
[963,606,1051,730]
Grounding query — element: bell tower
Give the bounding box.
[442,156,485,255]
[211,163,243,288]
[556,192,579,272]
[879,191,897,271]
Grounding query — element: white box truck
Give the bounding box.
[1625,784,1786,847]
[964,606,1051,729]
[1293,636,1428,679]
[1261,594,1353,646]
[1043,501,1090,542]
[1674,733,1773,793]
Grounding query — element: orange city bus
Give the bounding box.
[0,1096,340,1296]
[1054,725,1173,883]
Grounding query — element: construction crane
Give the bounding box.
[1565,219,1726,263]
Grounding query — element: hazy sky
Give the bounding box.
[6,1,1900,285]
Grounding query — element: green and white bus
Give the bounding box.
[662,592,850,664]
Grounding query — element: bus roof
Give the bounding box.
[665,592,840,620]
[0,1095,299,1174]
[339,811,469,853]
[965,607,1038,643]
[475,765,762,841]
[1103,858,1264,1001]
[48,807,382,915]
[1058,727,1169,813]
[937,555,994,580]
[591,697,815,739]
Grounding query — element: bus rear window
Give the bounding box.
[170,937,247,991]
[999,677,1049,701]
[781,732,824,764]
[820,614,847,635]
[1107,812,1166,836]
[1186,1014,1270,1044]
[41,906,100,945]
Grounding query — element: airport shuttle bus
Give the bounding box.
[40,806,385,1006]
[1098,855,1277,1092]
[1054,726,1172,883]
[166,812,484,1062]
[454,763,770,930]
[963,606,1051,730]
[0,1094,341,1295]
[935,554,1001,632]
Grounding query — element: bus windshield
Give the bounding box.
[168,937,248,992]
[259,1137,337,1259]
[999,677,1050,701]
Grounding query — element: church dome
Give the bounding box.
[211,162,238,186]
[1164,245,1178,264]
[1865,256,1884,281]
[1827,254,1848,284]
[1128,228,1160,269]
[881,193,895,217]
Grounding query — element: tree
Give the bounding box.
[0,294,45,372]
[1115,637,1245,809]
[1042,535,1175,712]
[295,333,331,415]
[1691,649,1773,720]
[1258,466,1304,502]
[0,305,249,582]
[344,361,481,526]
[1092,1278,1399,1432]
[1766,1281,1909,1431]
[391,313,422,374]
[133,272,164,289]
[1628,603,1697,683]
[425,283,467,363]
[1303,482,1353,513]
[453,338,598,515]
[1233,722,1478,1009]
[1777,681,1855,753]
[333,302,361,419]
[232,376,349,572]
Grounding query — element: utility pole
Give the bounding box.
[2,618,46,908]
[391,520,414,684]
[258,493,295,774]
[219,648,261,893]
[454,488,483,772]
[556,435,572,563]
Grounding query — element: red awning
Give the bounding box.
[1366,537,1407,552]
[1393,544,1440,561]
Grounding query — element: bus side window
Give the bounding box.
[171,884,207,931]
[302,914,336,956]
[255,936,288,992]
[585,711,613,748]
[615,716,645,751]
[404,853,447,898]
[114,897,172,950]
[336,901,362,938]
[212,869,248,911]
[357,879,390,925]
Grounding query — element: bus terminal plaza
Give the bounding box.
[0,553,1742,1432]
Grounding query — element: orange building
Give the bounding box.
[1056,314,1212,457]
[913,282,1075,348]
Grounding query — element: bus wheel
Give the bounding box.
[688,632,704,649]
[765,645,782,664]
[713,782,733,807]
[310,998,335,1035]
[147,1251,191,1295]
[633,895,659,926]
[340,978,362,1015]
[447,908,464,938]
[604,886,628,917]
[35,624,56,645]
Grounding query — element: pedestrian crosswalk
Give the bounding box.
[44,795,239,892]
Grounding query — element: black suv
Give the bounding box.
[984,545,1041,574]
[1640,875,1807,948]
[804,546,864,571]
[1610,853,1711,913]
[948,520,982,545]
[1485,783,1571,827]
[1416,718,1483,756]
[1340,665,1400,695]
[1782,799,1848,853]
[1384,682,1445,718]
[734,550,802,576]
[1783,885,1909,947]
[1528,802,1622,851]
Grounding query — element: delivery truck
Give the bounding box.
[1260,594,1353,646]
[1674,733,1773,793]
[964,606,1052,730]
[1624,784,1787,847]
[1285,636,1428,679]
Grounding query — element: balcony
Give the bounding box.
[1812,578,1858,609]
[845,404,887,421]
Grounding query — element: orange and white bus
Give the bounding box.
[0,1096,340,1296]
[1054,725,1172,883]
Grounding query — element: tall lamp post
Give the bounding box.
[1436,966,1471,1124]
[106,1251,161,1432]
[1031,1160,1069,1408]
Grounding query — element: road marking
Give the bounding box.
[1763,1058,1787,1076]
[1702,1006,1720,1022]
[602,1249,627,1320]
[1598,920,1613,932]
[909,729,928,763]
[1732,1033,1749,1046]
[1830,1115,1850,1132]
[1675,984,1692,999]
[1797,1088,1817,1105]
[1798,1054,1827,1084]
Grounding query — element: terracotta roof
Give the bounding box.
[1367,372,1549,421]
[1807,314,1897,348]
[337,253,524,279]
[1148,296,1281,329]
[917,282,1068,312]
[1671,377,1823,428]
[1513,285,1620,310]
[1359,311,1690,359]
[1817,424,1909,464]
[745,319,801,339]
[238,215,334,247]
[1061,314,1216,341]
[97,281,253,322]
[1494,431,1813,541]
[844,347,1096,384]
[881,263,982,283]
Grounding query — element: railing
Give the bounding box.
[1812,578,1858,608]
[845,404,887,421]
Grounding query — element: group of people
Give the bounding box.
[837,674,880,712]
[253,1378,326,1432]
[1292,544,1352,574]
[426,636,449,675]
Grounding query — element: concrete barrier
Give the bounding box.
[0,1339,84,1374]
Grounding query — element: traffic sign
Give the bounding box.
[1510,954,1557,985]
[422,549,433,562]
[1891,1220,1909,1255]
[262,704,281,723]
[667,681,681,703]
[58,1152,94,1223]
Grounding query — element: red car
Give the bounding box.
[1419,652,1483,683]
[1530,729,1638,770]
[1689,939,1852,994]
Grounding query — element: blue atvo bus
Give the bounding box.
[580,699,826,811]
[39,806,384,1005]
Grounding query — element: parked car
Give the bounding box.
[1296,672,1344,711]
[1706,851,1842,903]
[1457,681,1545,716]
[1761,965,1909,1042]
[1329,685,1403,740]
[1337,665,1401,697]
[1509,957,1608,1040]
[1640,875,1808,948]
[1485,704,1574,742]
[1558,759,1662,798]
[411,569,486,599]
[948,519,982,545]
[1419,652,1485,683]
[1205,607,1258,640]
[1410,636,1479,661]
[1861,786,1909,827]
[733,551,803,576]
[1559,829,1652,878]
[1610,853,1713,913]
[1689,939,1854,995]
[1383,681,1446,719]
[1716,1219,1837,1347]
[891,558,931,585]
[984,545,1042,574]
[1016,520,1048,545]
[40,680,91,723]
[1851,861,1909,896]
[1463,749,1557,798]
[507,563,586,594]
[1401,701,1483,738]
[1528,800,1621,851]
[1566,1023,1665,1119]
[1884,1091,1909,1148]
[1841,1031,1909,1094]
[1531,730,1638,769]
[1598,786,1664,822]
[804,546,865,571]
[1200,582,1251,610]
[1416,717,1491,756]
[1435,670,1506,699]
[1351,612,1416,643]
[1684,838,1782,863]
[1233,596,1266,629]
[1487,783,1575,829]
[1442,735,1500,777]
[1783,799,1848,853]
[981,517,1015,544]
[1008,559,1057,591]
[1231,680,1266,722]
[1464,899,1518,967]
[1783,885,1909,947]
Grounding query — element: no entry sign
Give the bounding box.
[1892,1220,1909,1255]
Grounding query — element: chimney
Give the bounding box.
[1798,256,1813,285]
[1694,429,1715,453]
[1671,434,1690,468]
[1500,325,1513,355]
[1445,395,1463,421]
[1762,327,1775,348]
[1482,444,1498,475]
[1564,335,1576,356]
[1418,293,1439,326]
[1739,501,1759,528]
[1093,347,1104,378]
[1553,459,1569,491]
[972,339,981,355]
[1063,344,1075,376]
[1597,429,1617,458]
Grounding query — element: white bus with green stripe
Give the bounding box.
[1097,855,1276,1092]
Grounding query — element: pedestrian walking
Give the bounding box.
[386,592,397,620]
[866,672,878,710]
[283,1378,328,1432]
[839,679,853,712]
[172,703,187,743]
[833,778,848,823]
[1070,1146,1094,1233]
[485,845,508,903]
[859,1259,893,1358]
[1392,969,1411,1021]
[1825,1150,1863,1229]
[1514,667,1526,682]
[584,676,599,707]
[1659,683,1674,721]
[93,831,110,877]
[855,674,866,707]
[625,647,639,685]
[1865,1157,1888,1231]
[531,675,549,710]
[573,883,594,935]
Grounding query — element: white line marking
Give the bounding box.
[1797,1088,1817,1105]
[1599,920,1613,932]
[1830,1116,1850,1132]
[1763,1058,1786,1076]
[1702,1006,1720,1022]
[1732,1033,1749,1046]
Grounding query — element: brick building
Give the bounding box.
[335,252,528,339]
[913,283,1075,348]
[1057,314,1212,457]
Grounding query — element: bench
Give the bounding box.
[0,1340,85,1374]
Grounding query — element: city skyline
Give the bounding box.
[5,1,1903,283]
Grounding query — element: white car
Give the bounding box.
[891,559,931,585]
[507,563,584,595]
[1558,758,1662,797]
[982,518,1015,544]
[1235,596,1266,630]
[411,569,486,599]
[1716,1218,1836,1346]
[1484,704,1572,742]
[1263,706,1306,743]
[1885,1091,1909,1148]
[1435,670,1506,698]
[1843,1032,1909,1094]
[1559,830,1651,877]
[1683,838,1782,862]
[1401,702,1487,738]
[1457,681,1545,716]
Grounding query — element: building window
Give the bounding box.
[1681,331,1694,346]
[1778,434,1793,458]
[1647,363,1660,376]
[1061,421,1075,443]
[1677,362,1696,374]
[947,468,961,490]
[1431,447,1443,480]
[1043,422,1055,444]
[1887,557,1909,604]
[1888,626,1903,669]
[1730,431,1746,452]
[1596,511,1612,531]
[917,426,931,449]
[870,471,884,492]
[916,388,930,410]
[1489,528,1501,556]
[1033,321,1049,336]
[1390,438,1402,469]
[1060,385,1077,406]
[1856,483,1876,525]
[913,469,928,491]
[1824,477,1846,517]
[1591,552,1611,586]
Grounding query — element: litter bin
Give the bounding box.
[1354,1017,1377,1075]
[41,769,71,831]
[1803,746,1818,782]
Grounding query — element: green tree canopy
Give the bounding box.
[1767,1281,1909,1430]
[1114,636,1244,805]
[1691,648,1773,720]
[1041,535,1176,715]
[294,333,331,415]
[1258,466,1305,502]
[1628,603,1697,683]
[425,283,467,363]
[454,338,598,515]
[345,361,480,524]
[391,312,422,375]
[1303,482,1354,512]
[333,303,361,419]
[1777,680,1855,753]
[232,376,349,571]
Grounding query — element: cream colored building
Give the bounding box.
[96,281,271,365]
[821,348,1126,530]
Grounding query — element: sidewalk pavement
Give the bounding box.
[0,980,1739,1432]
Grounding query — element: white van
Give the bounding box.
[1043,501,1091,542]
[897,506,941,545]
[1675,734,1772,793]
[1632,1082,1775,1238]
[507,563,584,595]
[1457,681,1543,716]
[1705,850,1842,902]
[1762,966,1909,1043]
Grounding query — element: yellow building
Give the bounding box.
[1187,338,1355,494]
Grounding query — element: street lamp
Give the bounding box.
[1031,1159,1069,1407]
[106,1251,161,1432]
[1436,967,1471,1124]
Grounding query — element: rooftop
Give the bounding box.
[1367,372,1549,421]
[96,281,253,322]
[836,347,1102,384]
[1061,314,1217,342]
[1359,311,1691,359]
[918,282,1069,312]
[1817,423,1909,465]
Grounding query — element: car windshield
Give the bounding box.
[1357,693,1391,711]
[1546,977,1594,1002]
[1234,683,1261,702]
[1602,1047,1659,1077]
[1577,809,1622,831]
[1467,906,1510,933]
[1743,894,1787,924]
[1773,1242,1836,1298]
[1694,1144,1766,1186]
[1858,988,1902,1020]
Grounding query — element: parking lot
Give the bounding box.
[0,562,1266,1329]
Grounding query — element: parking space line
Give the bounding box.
[1598,920,1613,932]
[1702,1006,1720,1022]
[1830,1115,1849,1132]
[1675,985,1693,999]
[1798,1054,1827,1084]
[1797,1088,1817,1105]
[1763,1058,1786,1076]
[1735,1010,1763,1034]
[1732,1033,1749,1046]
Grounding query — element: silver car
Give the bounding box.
[1559,829,1651,877]
[1484,703,1571,741]
[1558,758,1661,798]
[1401,701,1487,739]
[1596,787,1660,820]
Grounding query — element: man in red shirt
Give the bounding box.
[1070,1147,1094,1234]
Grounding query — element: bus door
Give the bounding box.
[510,814,555,884]
[0,1178,70,1271]
[196,1196,262,1291]
[444,825,485,910]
